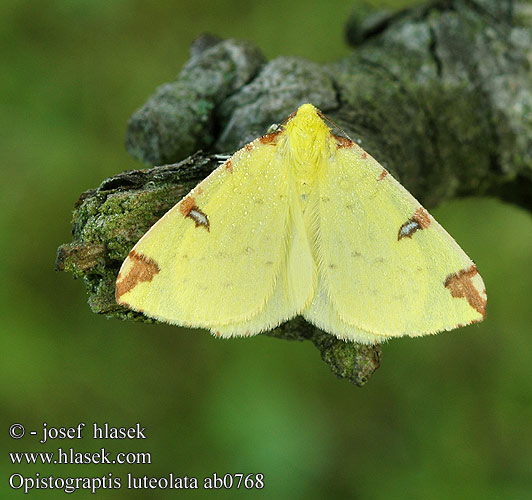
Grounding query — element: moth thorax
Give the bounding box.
[289,134,326,175]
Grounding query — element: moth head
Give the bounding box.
[284,103,330,143]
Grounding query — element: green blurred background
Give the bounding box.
[2,0,531,498]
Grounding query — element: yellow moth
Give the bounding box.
[116,103,486,343]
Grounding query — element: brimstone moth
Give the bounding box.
[116,103,486,343]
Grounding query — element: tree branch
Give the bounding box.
[57,0,531,385]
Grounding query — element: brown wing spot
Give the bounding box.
[378,169,388,181]
[179,196,196,217]
[196,186,204,194]
[244,144,253,152]
[398,207,431,240]
[225,160,233,173]
[179,196,210,231]
[444,265,487,319]
[116,250,160,301]
[332,134,354,149]
[362,152,368,159]
[259,131,281,144]
[414,207,431,228]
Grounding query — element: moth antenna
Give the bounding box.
[277,110,298,129]
[316,109,354,141]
